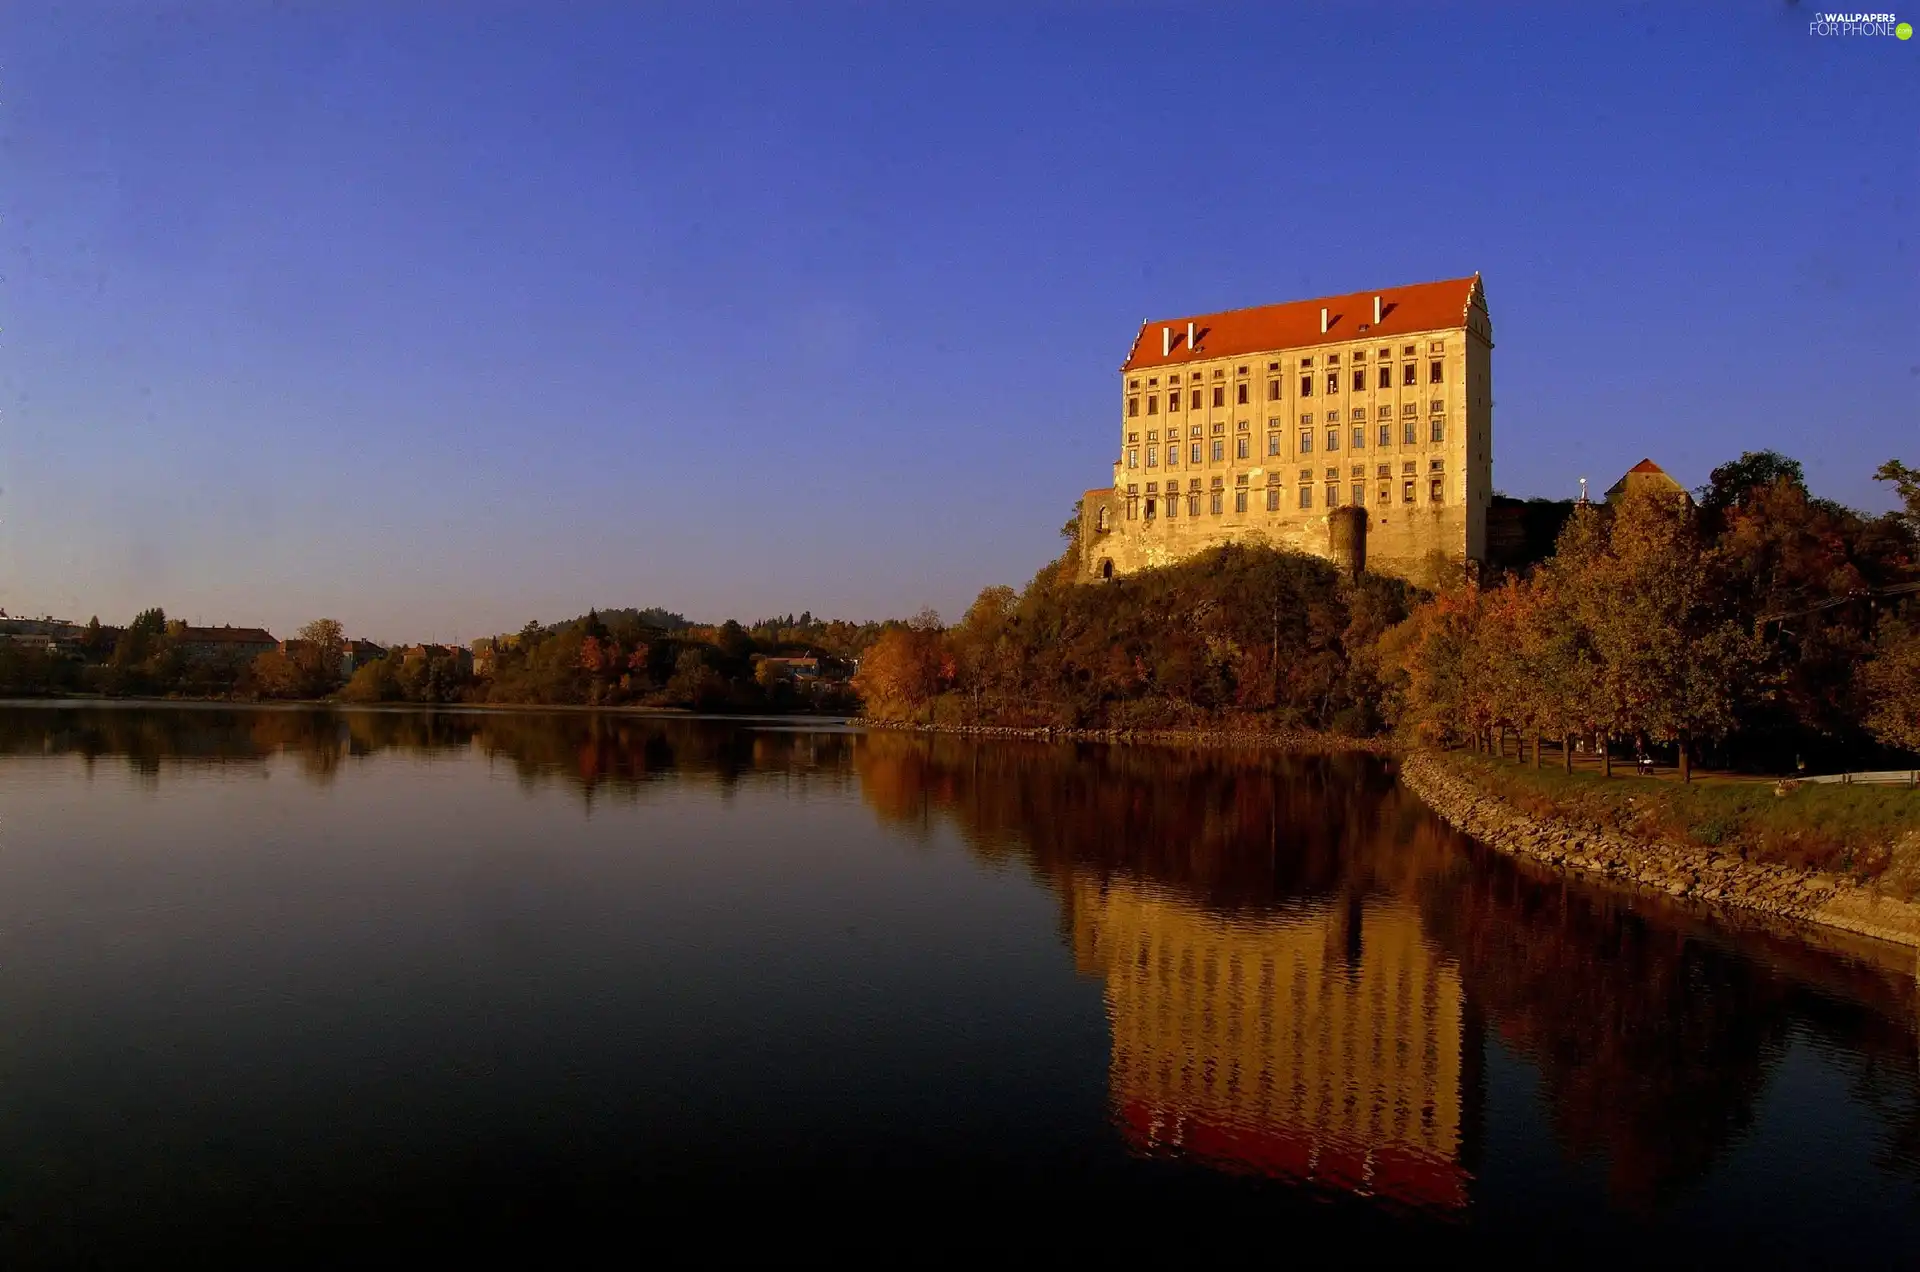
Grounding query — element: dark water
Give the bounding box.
[2,705,1918,1260]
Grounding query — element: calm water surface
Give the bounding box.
[2,705,1918,1260]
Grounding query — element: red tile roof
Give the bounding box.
[180,626,277,644]
[1122,275,1484,372]
[1626,458,1666,474]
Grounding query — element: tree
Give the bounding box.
[292,619,346,695]
[1556,489,1767,780]
[1860,619,1920,753]
[851,626,948,721]
[244,650,303,699]
[1696,450,1805,517]
[665,648,725,709]
[1875,459,1920,532]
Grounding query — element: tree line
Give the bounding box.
[854,452,1919,775]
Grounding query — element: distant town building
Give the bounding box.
[178,626,279,665]
[1604,458,1691,505]
[403,644,473,674]
[278,637,386,678]
[1081,275,1494,589]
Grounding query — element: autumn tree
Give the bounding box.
[852,625,949,722]
[1860,621,1920,753]
[292,618,346,695]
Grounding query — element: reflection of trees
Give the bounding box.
[851,732,1920,1209]
[1420,850,1920,1209]
[0,706,858,807]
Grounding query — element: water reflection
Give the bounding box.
[850,729,1920,1215]
[4,705,1919,1236]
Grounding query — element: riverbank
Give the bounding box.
[857,715,1388,753]
[1400,750,1920,950]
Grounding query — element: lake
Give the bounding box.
[2,704,1917,1260]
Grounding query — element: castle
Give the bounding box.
[1079,275,1493,589]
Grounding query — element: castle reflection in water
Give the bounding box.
[1072,880,1469,1208]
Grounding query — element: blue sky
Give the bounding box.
[3,2,1914,641]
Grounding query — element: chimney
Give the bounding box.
[1187,321,1195,350]
[1320,307,1329,334]
[1373,295,1382,324]
[1162,327,1171,357]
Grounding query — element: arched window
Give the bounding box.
[1096,506,1110,533]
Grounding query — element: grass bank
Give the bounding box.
[1437,752,1920,892]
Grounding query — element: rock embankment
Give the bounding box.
[1399,751,1920,951]
[857,717,1386,754]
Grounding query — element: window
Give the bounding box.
[1430,418,1445,443]
[1378,365,1392,389]
[1236,437,1249,459]
[1300,376,1314,398]
[1430,340,1444,353]
[1378,348,1391,359]
[1352,349,1365,360]
[1299,431,1312,453]
[1378,464,1392,478]
[1326,429,1340,451]
[1232,489,1246,513]
[1128,397,1139,417]
[1096,506,1110,531]
[1267,488,1281,512]
[1299,413,1314,427]
[1127,496,1138,520]
[1351,408,1366,422]
[1146,481,1157,494]
[1212,421,1226,434]
[1267,431,1281,456]
[1430,458,1445,471]
[1403,362,1418,386]
[1378,485,1389,505]
[1326,372,1339,395]
[1298,485,1312,509]
[1327,410,1340,424]
[1144,497,1156,519]
[1352,426,1365,450]
[1213,369,1224,379]
[1212,387,1225,408]
[1236,366,1248,375]
[1402,345,1415,356]
[1378,424,1391,446]
[1430,399,1444,414]
[1402,480,1415,504]
[1430,360,1443,384]
[1127,380,1139,390]
[1325,484,1339,507]
[1236,383,1248,404]
[1378,405,1392,419]
[1191,390,1202,410]
[1403,420,1416,445]
[1146,430,1157,441]
[1147,396,1158,415]
[1167,445,1179,466]
[1209,491,1223,516]
[1236,418,1248,431]
[1169,373,1180,383]
[1267,380,1280,401]
[1126,448,1138,468]
[1190,424,1202,437]
[1352,483,1365,507]
[1352,369,1365,392]
[1166,491,1178,518]
[1188,492,1201,517]
[1430,478,1444,503]
[1268,362,1280,371]
[1190,442,1202,465]
[1210,439,1224,462]
[1327,353,1340,365]
[1403,461,1416,474]
[1169,392,1181,412]
[1146,447,1158,467]
[1403,402,1417,416]
[1300,357,1313,368]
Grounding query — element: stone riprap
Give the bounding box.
[1399,751,1920,951]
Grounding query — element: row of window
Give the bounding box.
[1127,400,1441,444]
[1124,419,1445,468]
[1126,359,1444,416]
[1124,340,1449,391]
[1110,473,1448,523]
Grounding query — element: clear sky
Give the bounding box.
[3,2,1914,642]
